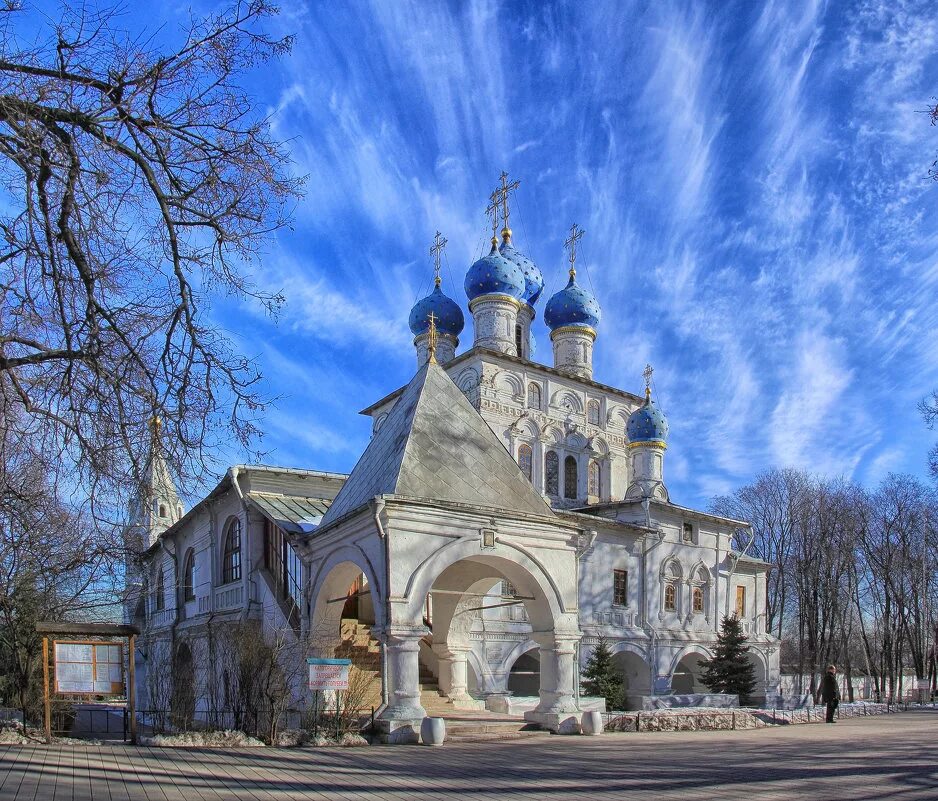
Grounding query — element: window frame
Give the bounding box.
[545,450,559,496]
[264,520,303,631]
[613,569,628,606]
[664,581,677,612]
[563,455,578,499]
[221,518,242,585]
[155,566,165,612]
[588,460,601,497]
[517,443,533,482]
[692,585,704,614]
[682,522,695,543]
[735,585,746,618]
[527,382,541,410]
[587,399,601,426]
[182,548,195,603]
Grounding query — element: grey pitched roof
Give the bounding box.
[247,492,332,535]
[319,360,554,528]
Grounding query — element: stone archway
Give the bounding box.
[507,648,540,696]
[308,548,385,657]
[745,648,769,705]
[384,542,582,733]
[670,648,712,695]
[611,645,651,709]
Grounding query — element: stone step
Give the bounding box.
[445,730,550,743]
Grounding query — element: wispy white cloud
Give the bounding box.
[169,0,938,507]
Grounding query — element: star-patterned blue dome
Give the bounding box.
[544,274,602,330]
[409,283,464,337]
[465,243,526,302]
[500,240,544,307]
[627,392,669,444]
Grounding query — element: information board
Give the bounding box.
[307,657,351,691]
[54,641,124,695]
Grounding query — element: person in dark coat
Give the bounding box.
[821,665,840,723]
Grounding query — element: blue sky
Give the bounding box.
[160,0,937,510]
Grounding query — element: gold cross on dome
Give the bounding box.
[429,231,447,287]
[498,171,520,239]
[643,363,654,400]
[427,311,439,364]
[564,222,585,278]
[485,190,502,242]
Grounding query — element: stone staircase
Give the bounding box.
[335,619,383,710]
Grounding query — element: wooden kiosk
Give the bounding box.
[36,622,140,744]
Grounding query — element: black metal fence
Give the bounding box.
[135,705,376,743]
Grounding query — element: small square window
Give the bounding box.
[613,569,627,606]
[682,522,694,543]
[481,529,496,549]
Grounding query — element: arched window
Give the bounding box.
[515,324,524,357]
[527,383,541,410]
[177,505,183,521]
[564,456,578,499]
[693,586,704,614]
[664,582,677,612]
[545,451,559,495]
[158,503,166,518]
[588,460,601,497]
[518,443,533,481]
[587,399,600,426]
[182,549,195,602]
[155,567,165,612]
[222,518,242,584]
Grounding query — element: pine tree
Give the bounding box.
[581,636,625,711]
[698,615,757,701]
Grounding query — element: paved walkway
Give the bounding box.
[1,709,936,800]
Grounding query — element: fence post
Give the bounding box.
[636,712,640,733]
[732,712,736,730]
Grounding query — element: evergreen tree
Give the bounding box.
[581,636,625,711]
[698,615,757,701]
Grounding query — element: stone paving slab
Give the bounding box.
[1,710,937,800]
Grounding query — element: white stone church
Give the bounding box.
[125,185,780,740]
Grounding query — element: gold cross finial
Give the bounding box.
[498,171,520,243]
[643,363,654,401]
[427,312,439,364]
[429,231,447,287]
[564,223,585,279]
[485,190,501,247]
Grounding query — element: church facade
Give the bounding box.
[126,186,780,740]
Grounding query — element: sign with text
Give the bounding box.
[307,657,352,691]
[54,641,124,695]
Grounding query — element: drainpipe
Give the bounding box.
[724,525,755,618]
[574,528,598,708]
[229,467,258,620]
[371,497,391,712]
[640,496,665,693]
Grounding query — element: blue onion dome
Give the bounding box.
[499,239,544,306]
[543,273,602,330]
[626,389,670,445]
[465,240,526,302]
[408,281,464,337]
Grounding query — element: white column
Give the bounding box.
[431,644,471,701]
[533,634,578,714]
[379,628,427,721]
